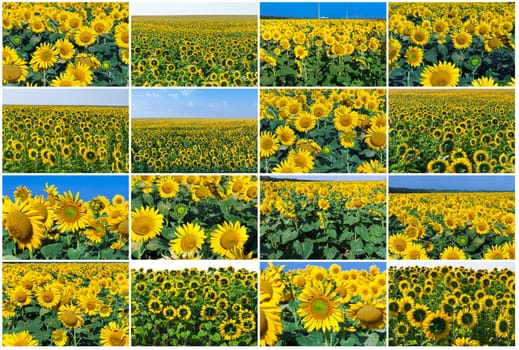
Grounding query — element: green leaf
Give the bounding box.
[281,230,299,244]
[365,333,379,346]
[67,246,87,260]
[294,239,314,259]
[341,334,360,346]
[323,246,338,259]
[41,243,65,259]
[296,331,323,346]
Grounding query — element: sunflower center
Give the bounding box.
[488,38,501,49]
[42,291,54,303]
[357,305,383,323]
[61,310,78,327]
[134,217,152,236]
[461,313,473,324]
[370,132,385,147]
[414,31,425,42]
[80,32,92,43]
[14,290,28,303]
[109,331,125,346]
[340,115,353,127]
[310,297,331,319]
[41,48,53,61]
[299,117,311,128]
[220,230,240,250]
[429,317,447,333]
[63,205,80,222]
[121,31,129,44]
[180,235,198,251]
[3,64,22,81]
[431,70,454,86]
[261,138,273,149]
[162,183,175,194]
[499,319,508,332]
[7,211,33,242]
[412,308,427,322]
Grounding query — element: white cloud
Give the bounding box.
[145,91,160,98]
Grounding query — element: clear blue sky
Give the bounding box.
[3,175,129,201]
[133,1,258,15]
[132,88,257,118]
[261,2,386,19]
[261,261,386,272]
[389,175,515,192]
[3,88,128,106]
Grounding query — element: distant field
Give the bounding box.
[131,16,258,87]
[131,118,257,173]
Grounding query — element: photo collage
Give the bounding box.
[1,0,515,347]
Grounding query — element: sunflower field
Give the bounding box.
[260,19,386,86]
[3,182,129,260]
[389,89,514,173]
[3,262,129,346]
[3,105,128,173]
[131,266,257,346]
[131,175,257,260]
[132,118,257,173]
[389,191,515,260]
[261,179,386,259]
[260,89,386,173]
[389,2,515,86]
[389,265,515,346]
[2,2,129,86]
[132,16,257,86]
[260,263,386,346]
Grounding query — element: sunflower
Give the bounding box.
[74,26,97,47]
[287,149,314,172]
[50,72,81,86]
[169,222,205,258]
[495,315,511,338]
[440,246,467,260]
[389,233,410,256]
[294,112,317,132]
[78,294,100,316]
[3,56,28,83]
[411,27,430,46]
[54,191,88,233]
[405,46,423,67]
[452,29,472,50]
[177,305,191,320]
[58,304,84,329]
[427,159,449,173]
[29,42,58,71]
[407,303,429,327]
[51,329,68,346]
[65,62,93,86]
[275,125,296,146]
[210,221,248,259]
[364,125,386,150]
[348,300,386,329]
[99,321,128,346]
[156,177,179,198]
[9,286,32,306]
[55,38,75,60]
[471,76,498,87]
[147,298,163,314]
[36,284,61,309]
[131,206,164,242]
[201,305,218,321]
[296,281,344,333]
[473,219,490,235]
[294,45,308,60]
[114,22,129,49]
[260,299,283,346]
[422,311,451,341]
[388,37,401,64]
[334,106,359,131]
[259,131,279,159]
[454,337,479,346]
[420,61,460,87]
[3,199,45,252]
[395,321,409,338]
[483,245,507,259]
[3,331,39,346]
[456,308,477,329]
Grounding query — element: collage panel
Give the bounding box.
[260,2,387,87]
[131,260,258,346]
[389,2,515,87]
[3,88,129,174]
[260,88,386,174]
[130,175,257,260]
[388,261,515,346]
[2,1,129,87]
[388,175,515,260]
[3,262,129,346]
[131,2,258,87]
[131,88,258,173]
[3,175,129,260]
[389,88,514,173]
[260,261,387,346]
[260,175,386,260]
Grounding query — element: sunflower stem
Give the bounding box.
[73,328,77,346]
[406,70,411,86]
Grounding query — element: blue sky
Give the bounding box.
[261,261,386,272]
[132,89,257,118]
[3,89,128,106]
[261,2,386,19]
[389,175,515,192]
[133,2,258,15]
[3,175,129,201]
